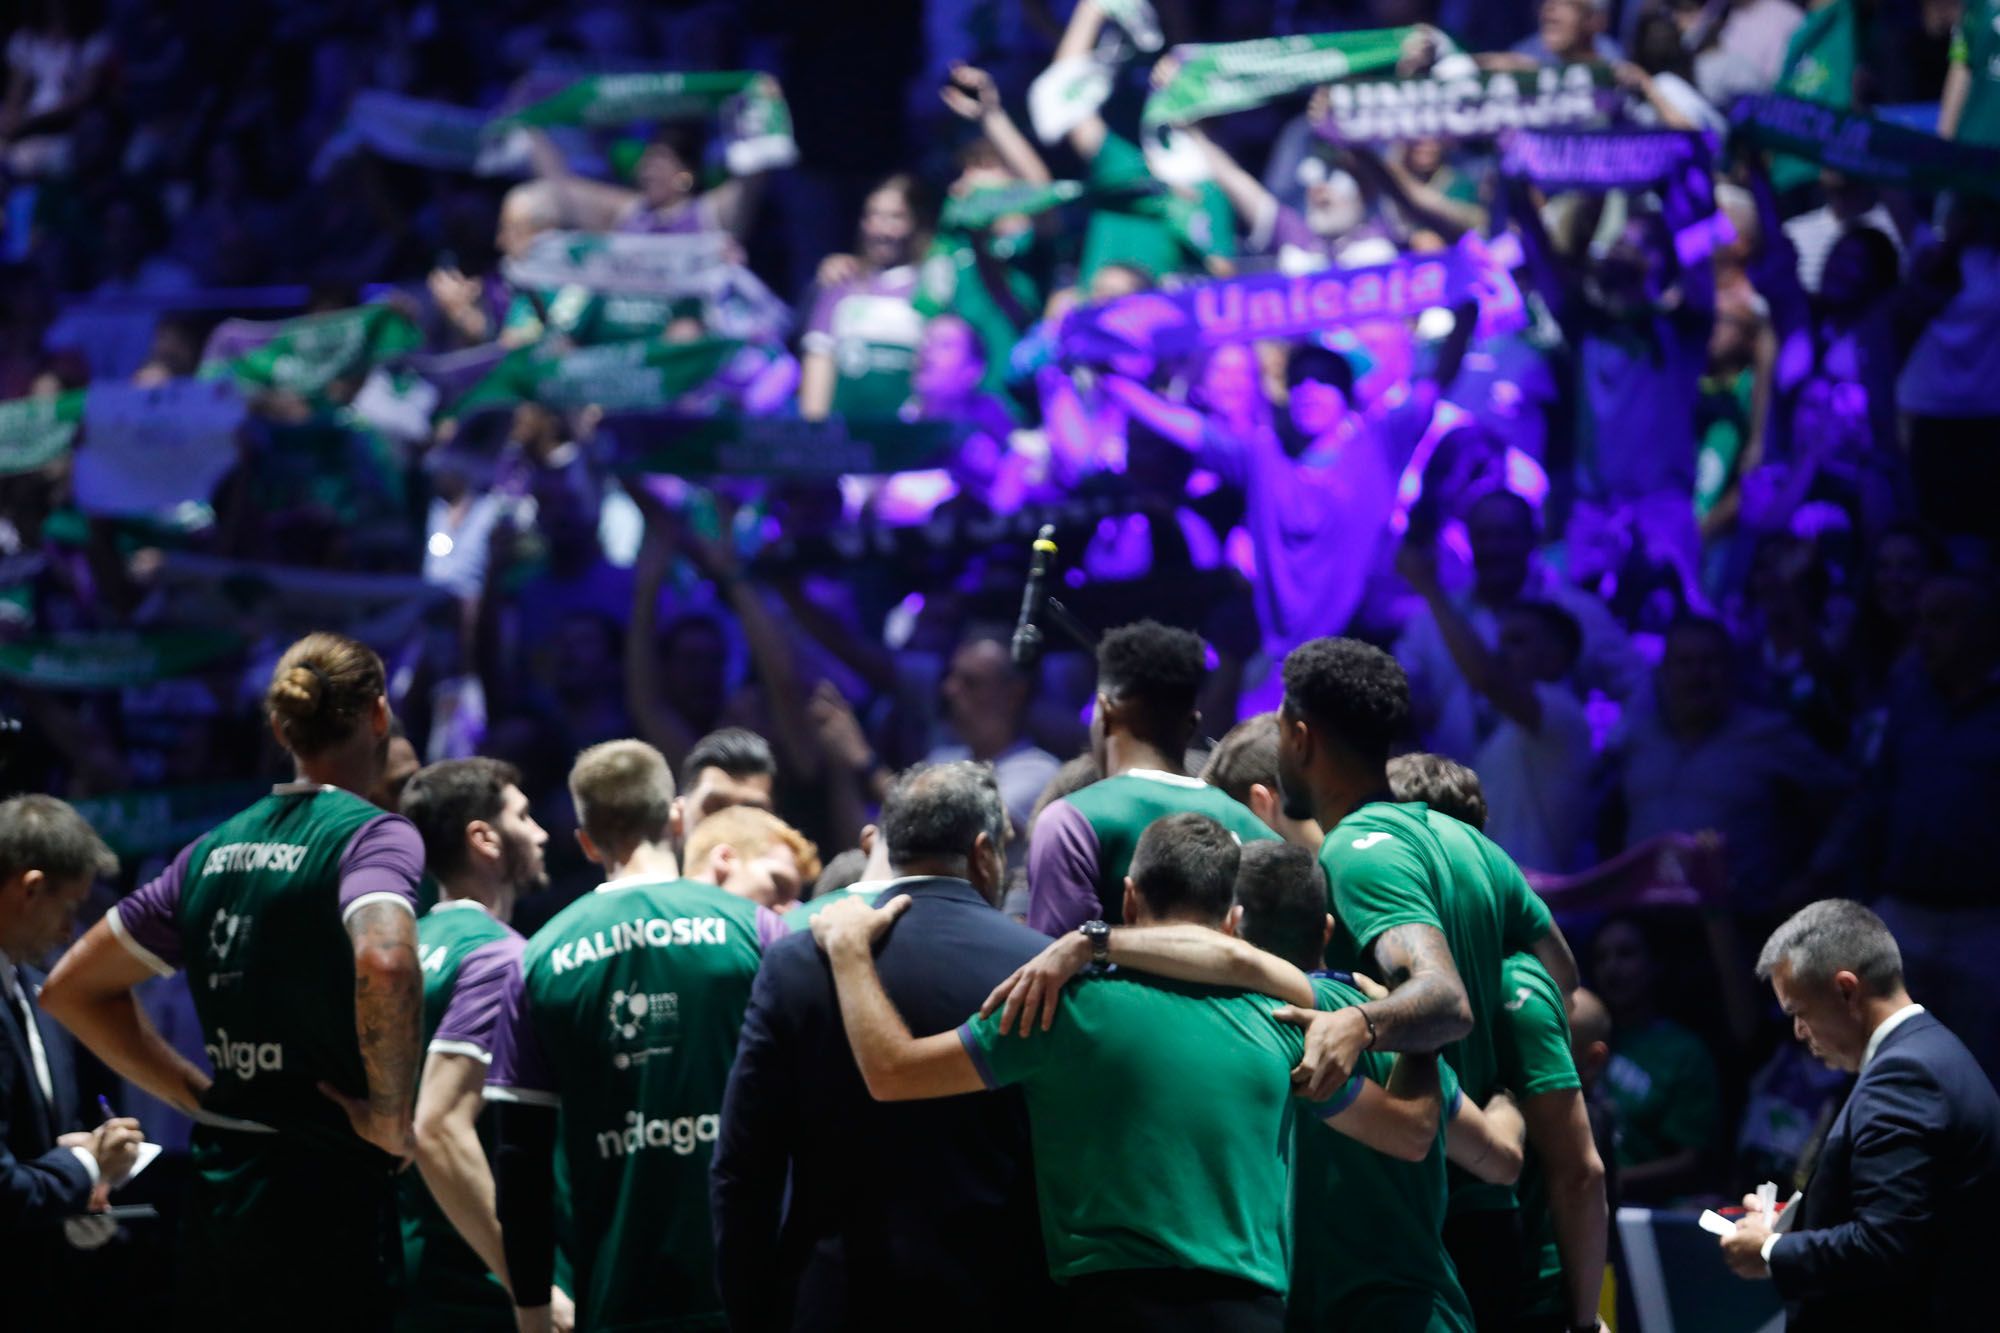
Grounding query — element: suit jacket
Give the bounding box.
[1768,1009,2000,1331]
[711,877,1058,1332]
[3,962,94,1323]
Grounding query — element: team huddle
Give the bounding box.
[34,626,1608,1333]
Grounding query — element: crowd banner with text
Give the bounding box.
[71,380,248,518]
[0,390,85,476]
[1499,125,1707,190]
[0,630,245,690]
[600,414,963,478]
[490,70,797,175]
[1319,63,1620,144]
[1142,28,1436,128]
[200,304,426,397]
[450,337,745,417]
[502,230,733,301]
[1059,232,1522,363]
[1729,93,2000,201]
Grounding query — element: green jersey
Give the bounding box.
[1953,4,2000,148]
[1602,1019,1719,1171]
[801,266,923,419]
[1027,770,1281,933]
[1078,132,1236,287]
[1318,801,1553,1213]
[914,225,1049,399]
[1290,974,1472,1333]
[959,969,1303,1294]
[487,876,785,1332]
[1493,953,1583,1320]
[106,783,425,1322]
[398,901,521,1328]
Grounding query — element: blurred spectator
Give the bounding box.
[922,630,1059,849]
[1510,0,1623,65]
[1610,616,1851,911]
[1592,913,1722,1202]
[0,0,112,178]
[799,174,931,420]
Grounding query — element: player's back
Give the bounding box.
[1064,773,1281,921]
[520,877,765,1331]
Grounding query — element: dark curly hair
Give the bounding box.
[1097,619,1208,751]
[1280,637,1410,768]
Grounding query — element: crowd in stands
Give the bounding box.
[4,0,2000,1256]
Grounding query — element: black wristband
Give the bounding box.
[1358,1006,1379,1050]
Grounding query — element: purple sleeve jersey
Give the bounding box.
[337,814,424,925]
[431,933,526,1063]
[106,842,197,976]
[483,958,557,1109]
[1025,798,1102,937]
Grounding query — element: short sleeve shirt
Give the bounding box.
[958,969,1302,1293]
[1078,132,1235,288]
[802,266,923,419]
[1602,1019,1720,1170]
[484,876,784,1330]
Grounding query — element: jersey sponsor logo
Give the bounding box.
[594,1110,720,1160]
[607,990,681,1070]
[421,945,449,974]
[206,1028,284,1080]
[549,916,731,975]
[1351,831,1392,850]
[1504,985,1532,1012]
[201,841,309,876]
[208,908,252,964]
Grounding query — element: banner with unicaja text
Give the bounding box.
[1058,232,1521,363]
[1319,63,1620,145]
[1729,92,2000,201]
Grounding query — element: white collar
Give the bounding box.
[1862,1003,1925,1070]
[429,898,491,916]
[271,781,335,796]
[1122,768,1207,790]
[593,872,685,894]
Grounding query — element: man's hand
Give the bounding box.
[550,1286,576,1333]
[1275,1005,1371,1102]
[1395,535,1443,598]
[981,932,1093,1035]
[320,1082,416,1164]
[1719,1200,1775,1279]
[810,894,913,957]
[808,682,874,773]
[940,62,1002,121]
[61,1118,144,1184]
[1348,972,1390,1001]
[816,253,863,289]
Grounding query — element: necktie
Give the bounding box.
[8,974,56,1118]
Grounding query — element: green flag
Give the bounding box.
[74,781,272,859]
[939,181,1091,231]
[491,70,796,174]
[1143,28,1433,128]
[1769,0,1856,191]
[601,413,963,477]
[0,630,244,689]
[451,337,745,417]
[201,306,425,398]
[0,390,85,476]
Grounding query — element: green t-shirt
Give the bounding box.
[959,969,1303,1293]
[784,882,880,931]
[488,877,779,1332]
[915,226,1047,401]
[1952,4,2000,148]
[1602,1019,1720,1171]
[1033,770,1282,930]
[1317,801,1554,1213]
[1290,975,1473,1333]
[1494,953,1583,1319]
[398,902,518,1325]
[1078,132,1235,288]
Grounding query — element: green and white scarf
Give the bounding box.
[0,391,84,476]
[1730,93,2000,201]
[492,70,797,175]
[200,305,425,398]
[1142,28,1438,128]
[1320,63,1619,144]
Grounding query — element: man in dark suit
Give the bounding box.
[2,795,144,1325]
[1720,898,2000,1330]
[711,761,1056,1331]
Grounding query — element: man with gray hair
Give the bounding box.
[711,761,1057,1330]
[1718,899,2000,1332]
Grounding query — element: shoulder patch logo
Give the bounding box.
[1351,831,1392,851]
[1504,986,1532,1012]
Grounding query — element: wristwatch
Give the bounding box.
[1079,919,1111,965]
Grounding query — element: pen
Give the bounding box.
[97,1095,116,1125]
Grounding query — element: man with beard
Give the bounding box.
[395,759,564,1330]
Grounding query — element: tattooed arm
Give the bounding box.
[324,899,422,1160]
[1287,922,1473,1103]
